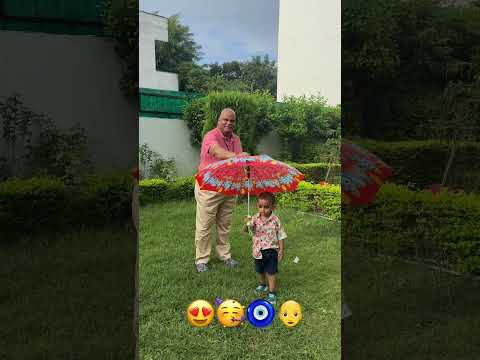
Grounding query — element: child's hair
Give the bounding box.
[258,192,275,206]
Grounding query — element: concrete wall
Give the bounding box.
[139,11,179,91]
[0,30,138,171]
[276,0,341,105]
[139,117,200,176]
[257,131,283,159]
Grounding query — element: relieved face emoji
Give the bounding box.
[279,300,302,328]
[187,300,214,327]
[217,299,245,327]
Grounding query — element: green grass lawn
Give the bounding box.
[0,226,136,359]
[140,201,341,360]
[343,245,480,359]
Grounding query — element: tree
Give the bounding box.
[176,62,210,93]
[156,14,203,73]
[161,16,277,96]
[241,55,277,97]
[177,62,251,93]
[205,56,277,97]
[342,0,480,139]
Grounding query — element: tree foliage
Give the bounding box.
[156,14,203,73]
[156,15,277,96]
[342,0,480,139]
[268,96,341,162]
[206,55,277,96]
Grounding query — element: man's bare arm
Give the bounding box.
[208,143,249,160]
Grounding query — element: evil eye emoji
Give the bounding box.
[246,299,275,328]
[187,300,214,327]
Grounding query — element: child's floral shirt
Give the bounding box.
[251,213,287,259]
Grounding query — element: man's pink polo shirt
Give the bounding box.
[199,127,242,170]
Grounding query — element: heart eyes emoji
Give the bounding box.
[189,307,199,316]
[202,307,212,316]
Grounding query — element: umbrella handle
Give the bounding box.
[245,165,251,217]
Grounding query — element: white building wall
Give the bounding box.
[139,11,179,91]
[276,0,341,105]
[139,117,200,177]
[0,30,138,171]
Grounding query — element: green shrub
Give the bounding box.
[355,139,480,191]
[277,182,341,220]
[201,91,275,154]
[0,177,68,237]
[140,177,195,204]
[343,183,480,274]
[69,174,132,226]
[182,91,276,153]
[0,174,132,239]
[139,143,176,180]
[289,162,341,184]
[269,96,340,162]
[183,96,207,147]
[182,92,340,162]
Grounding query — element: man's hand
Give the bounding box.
[239,152,250,156]
[243,215,252,224]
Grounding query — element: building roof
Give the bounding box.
[0,0,104,35]
[140,10,168,20]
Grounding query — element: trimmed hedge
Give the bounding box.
[140,177,195,204]
[0,175,132,239]
[343,183,480,274]
[0,177,68,236]
[355,139,480,191]
[289,162,340,184]
[277,182,341,220]
[139,177,340,220]
[69,175,132,226]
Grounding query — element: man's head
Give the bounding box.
[217,108,236,137]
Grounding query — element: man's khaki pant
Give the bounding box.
[194,181,236,264]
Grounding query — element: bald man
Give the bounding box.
[194,108,247,272]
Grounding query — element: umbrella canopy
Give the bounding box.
[195,154,304,196]
[341,141,393,205]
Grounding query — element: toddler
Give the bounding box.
[243,192,287,304]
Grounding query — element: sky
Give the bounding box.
[140,0,279,65]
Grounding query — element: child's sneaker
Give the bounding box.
[266,292,277,305]
[255,284,268,294]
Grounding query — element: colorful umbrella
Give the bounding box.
[341,141,393,205]
[195,154,304,215]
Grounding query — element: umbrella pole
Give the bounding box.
[248,188,250,217]
[246,165,251,217]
